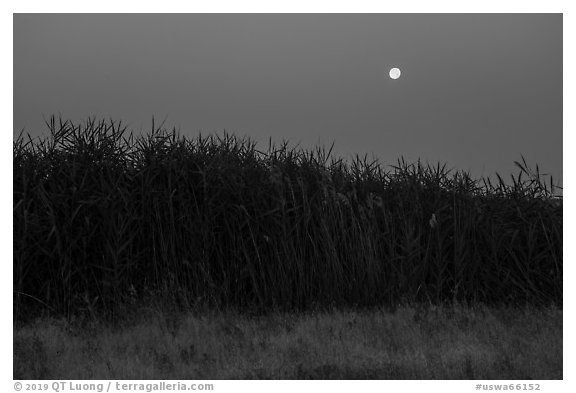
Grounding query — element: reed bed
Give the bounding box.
[13,117,562,320]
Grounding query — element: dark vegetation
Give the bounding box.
[13,117,562,321]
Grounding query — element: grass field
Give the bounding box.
[13,117,562,379]
[13,303,562,379]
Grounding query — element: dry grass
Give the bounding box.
[13,304,562,379]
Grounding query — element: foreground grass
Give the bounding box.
[14,304,562,379]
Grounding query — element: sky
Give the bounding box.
[13,13,562,189]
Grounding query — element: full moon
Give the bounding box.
[389,67,401,80]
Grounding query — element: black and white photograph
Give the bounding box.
[11,9,564,384]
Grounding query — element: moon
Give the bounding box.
[389,67,401,80]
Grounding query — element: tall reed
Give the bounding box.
[13,117,562,319]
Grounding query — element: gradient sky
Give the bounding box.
[13,14,562,188]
